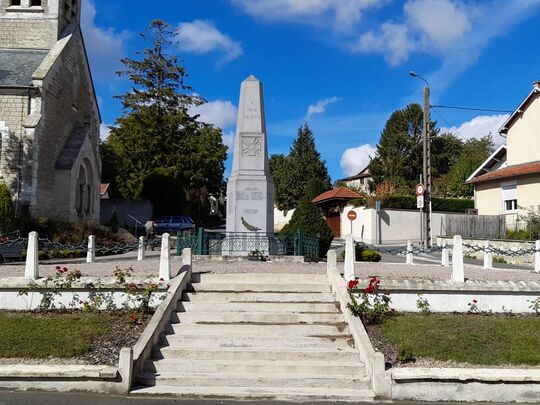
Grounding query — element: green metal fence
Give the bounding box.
[176,229,320,259]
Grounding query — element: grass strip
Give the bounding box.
[381,314,540,366]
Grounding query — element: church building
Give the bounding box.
[0,0,101,221]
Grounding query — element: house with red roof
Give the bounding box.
[466,81,540,223]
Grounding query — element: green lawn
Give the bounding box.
[0,312,113,358]
[381,314,540,366]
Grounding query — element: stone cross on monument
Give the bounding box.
[226,75,274,235]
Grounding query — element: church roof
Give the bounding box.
[55,126,88,170]
[0,49,49,87]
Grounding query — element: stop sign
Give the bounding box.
[347,211,357,221]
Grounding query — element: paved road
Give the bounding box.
[0,391,510,405]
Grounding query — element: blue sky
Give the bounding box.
[83,0,540,181]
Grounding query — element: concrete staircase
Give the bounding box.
[132,272,375,401]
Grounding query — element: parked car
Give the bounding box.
[154,216,195,234]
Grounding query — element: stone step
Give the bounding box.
[130,385,375,402]
[191,283,331,293]
[144,359,365,376]
[183,291,335,303]
[195,273,328,284]
[151,346,358,362]
[136,371,370,389]
[175,312,344,324]
[177,301,340,313]
[169,322,348,336]
[161,334,355,350]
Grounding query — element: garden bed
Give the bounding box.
[0,311,150,366]
[366,313,540,369]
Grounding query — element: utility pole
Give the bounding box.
[423,86,432,248]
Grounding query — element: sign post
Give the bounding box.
[416,183,425,243]
[347,210,357,235]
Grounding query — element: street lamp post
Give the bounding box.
[409,71,432,248]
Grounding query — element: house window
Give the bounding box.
[502,183,518,213]
[10,0,21,6]
[30,0,41,6]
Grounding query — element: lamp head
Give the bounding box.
[409,71,417,77]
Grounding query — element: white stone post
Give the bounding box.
[137,236,145,262]
[406,240,414,265]
[86,235,95,263]
[159,233,171,281]
[483,240,493,270]
[25,231,39,280]
[182,247,192,267]
[441,242,449,266]
[327,249,337,272]
[344,235,355,282]
[452,235,464,283]
[118,347,133,394]
[535,240,540,274]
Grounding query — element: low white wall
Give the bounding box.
[274,207,295,232]
[342,206,450,245]
[391,368,540,403]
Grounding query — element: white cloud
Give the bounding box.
[340,143,376,176]
[177,20,243,63]
[100,124,112,140]
[440,114,510,146]
[352,0,540,95]
[306,97,340,120]
[231,0,381,30]
[81,0,129,83]
[353,22,412,66]
[222,131,236,151]
[190,100,238,129]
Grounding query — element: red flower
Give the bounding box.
[473,299,478,304]
[55,265,61,270]
[128,312,138,323]
[62,267,68,273]
[159,278,164,282]
[347,280,359,289]
[364,285,375,294]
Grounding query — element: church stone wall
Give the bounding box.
[33,31,100,220]
[0,93,27,190]
[0,18,57,49]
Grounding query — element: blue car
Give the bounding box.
[154,216,195,234]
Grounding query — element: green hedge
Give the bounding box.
[369,195,473,213]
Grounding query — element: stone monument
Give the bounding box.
[226,75,275,241]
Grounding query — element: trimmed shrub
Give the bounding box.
[366,195,473,213]
[340,246,382,262]
[282,199,334,256]
[109,208,119,234]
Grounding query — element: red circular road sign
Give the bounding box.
[347,211,357,221]
[415,183,425,196]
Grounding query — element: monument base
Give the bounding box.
[206,233,283,256]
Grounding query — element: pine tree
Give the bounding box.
[270,124,331,210]
[103,20,227,221]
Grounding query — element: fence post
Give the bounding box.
[483,240,492,270]
[441,242,449,266]
[182,247,192,267]
[159,233,171,281]
[535,240,540,274]
[137,236,145,262]
[294,229,304,256]
[176,231,181,256]
[452,235,464,283]
[86,235,95,263]
[344,235,355,282]
[327,249,337,273]
[25,231,39,280]
[406,240,414,265]
[196,228,203,255]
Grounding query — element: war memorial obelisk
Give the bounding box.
[226,76,274,248]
